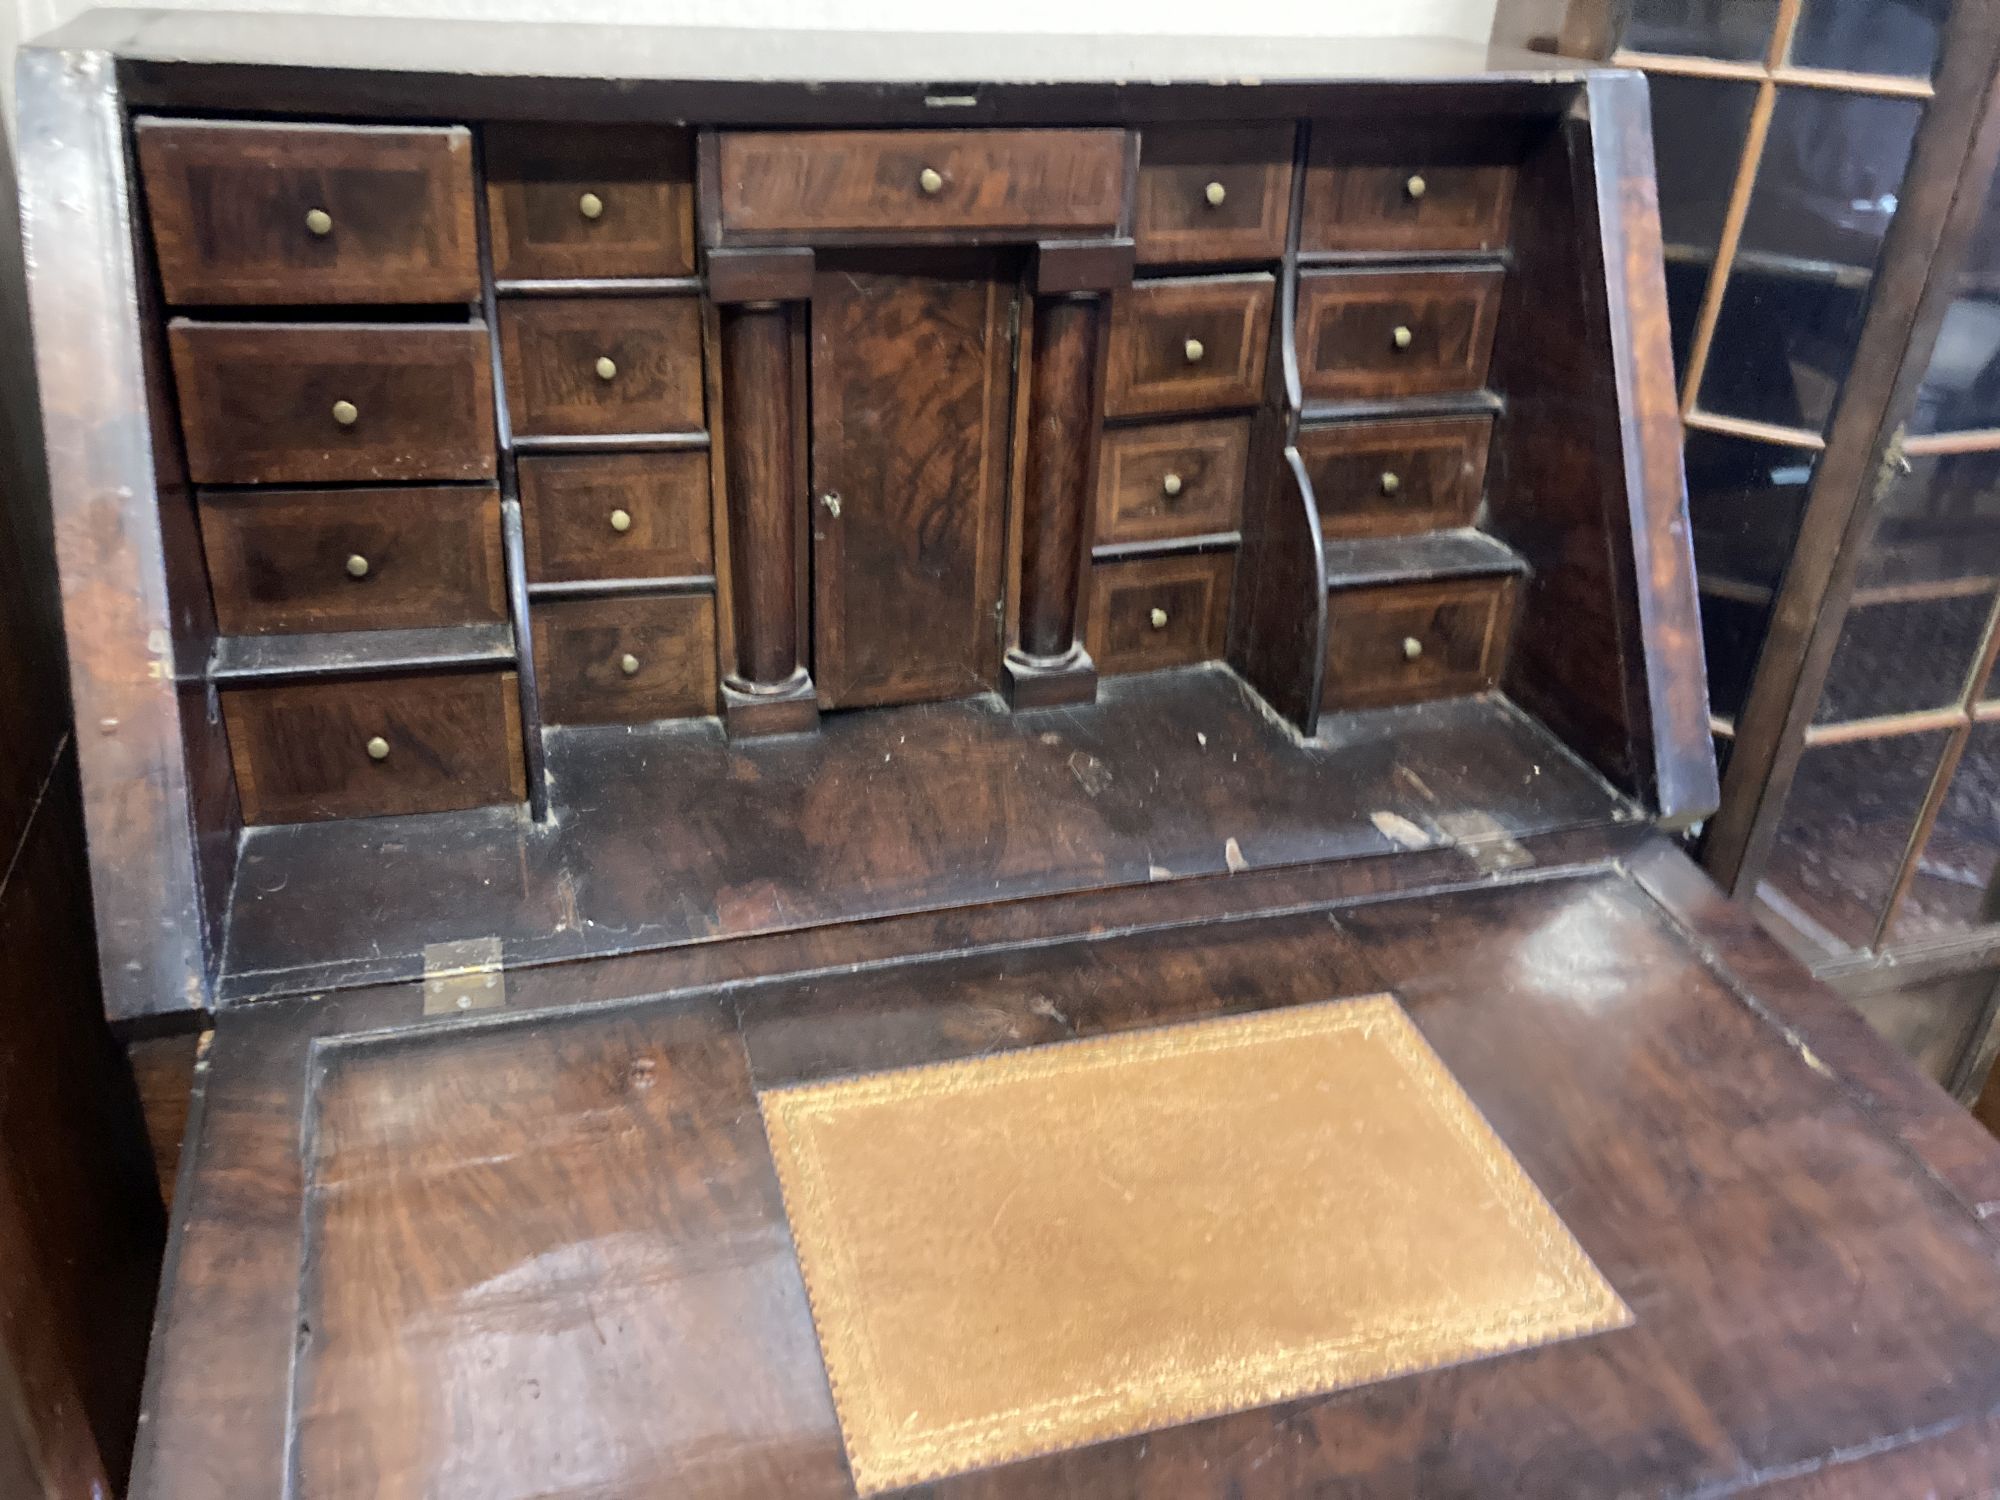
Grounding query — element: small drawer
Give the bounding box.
[168,321,496,486]
[199,485,506,635]
[1094,416,1250,546]
[1323,576,1515,711]
[1104,274,1274,420]
[499,296,704,437]
[135,120,480,306]
[1301,138,1518,254]
[519,452,712,583]
[716,129,1128,239]
[485,124,696,281]
[1298,415,1493,540]
[1295,267,1503,404]
[1086,552,1234,675]
[222,670,524,824]
[1135,124,1296,266]
[532,594,717,724]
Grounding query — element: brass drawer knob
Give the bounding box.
[620,653,640,676]
[1401,636,1424,661]
[345,554,370,579]
[1405,174,1428,200]
[579,191,605,220]
[1150,607,1169,629]
[1184,337,1205,364]
[609,508,633,533]
[595,355,618,381]
[1380,471,1401,497]
[1162,472,1184,498]
[1392,325,1414,351]
[331,399,359,427]
[919,166,944,196]
[1204,180,1227,207]
[305,207,333,237]
[365,735,391,761]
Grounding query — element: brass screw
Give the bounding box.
[366,735,390,760]
[1392,325,1414,351]
[1401,636,1424,661]
[1405,174,1427,200]
[331,399,359,426]
[579,191,605,220]
[620,653,640,676]
[305,207,333,236]
[1204,180,1227,207]
[1184,337,1205,364]
[1380,471,1401,497]
[1150,607,1169,629]
[919,167,944,195]
[1162,472,1183,498]
[345,554,370,578]
[595,355,617,381]
[609,508,633,533]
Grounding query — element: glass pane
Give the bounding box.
[1623,0,1781,61]
[1686,431,1818,718]
[1650,75,1762,378]
[1759,730,1950,955]
[1912,168,2000,434]
[1888,723,2000,946]
[1697,89,1924,433]
[1813,589,1993,723]
[1847,969,1998,1086]
[1789,0,1948,80]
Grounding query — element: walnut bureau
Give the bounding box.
[23,13,2000,1499]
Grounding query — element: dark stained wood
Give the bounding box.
[518,451,711,583]
[1298,413,1491,539]
[1295,264,1504,402]
[705,245,815,303]
[1320,526,1526,589]
[209,623,515,683]
[1031,237,1134,295]
[1323,575,1516,710]
[127,1032,205,1214]
[168,320,496,486]
[532,592,718,723]
[483,122,695,280]
[1300,124,1520,254]
[1103,273,1274,420]
[1012,293,1099,668]
[715,128,1128,240]
[134,119,480,305]
[198,485,506,634]
[1134,123,1296,266]
[221,670,525,824]
[811,260,1013,709]
[497,294,704,437]
[1085,551,1235,675]
[1094,415,1250,547]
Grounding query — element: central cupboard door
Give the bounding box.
[810,256,1017,709]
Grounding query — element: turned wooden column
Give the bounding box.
[1003,241,1130,709]
[712,249,818,736]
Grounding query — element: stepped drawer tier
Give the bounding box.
[1323,574,1516,711]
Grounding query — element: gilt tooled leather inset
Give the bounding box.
[760,993,1630,1494]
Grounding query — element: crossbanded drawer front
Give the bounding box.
[485,124,697,280]
[519,452,712,583]
[1299,415,1493,540]
[498,297,704,437]
[715,129,1128,238]
[200,485,506,635]
[168,320,496,486]
[532,594,718,725]
[1323,576,1515,711]
[1087,552,1235,675]
[222,670,524,824]
[1301,141,1518,254]
[1296,267,1503,404]
[1105,274,1274,420]
[136,120,479,306]
[1095,416,1250,546]
[1135,125,1296,266]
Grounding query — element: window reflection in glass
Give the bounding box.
[1789,0,1947,81]
[1760,731,1949,955]
[1650,75,1761,377]
[1912,174,2000,434]
[1888,724,2000,946]
[1685,431,1817,718]
[1697,90,1923,432]
[1623,0,1781,61]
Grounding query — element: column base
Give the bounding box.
[1002,645,1098,711]
[722,668,820,739]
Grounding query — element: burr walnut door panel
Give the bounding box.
[809,261,1015,710]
